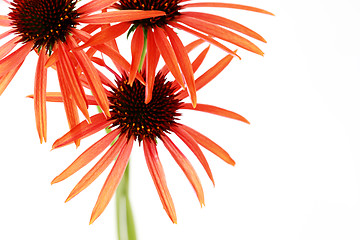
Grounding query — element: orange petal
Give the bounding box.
[77,0,120,15]
[0,36,21,59]
[182,11,266,42]
[164,26,197,107]
[170,22,239,59]
[78,10,165,24]
[160,38,205,76]
[0,15,11,26]
[55,59,81,146]
[181,103,250,124]
[145,29,160,104]
[153,26,185,90]
[181,124,235,166]
[0,41,32,73]
[52,129,121,184]
[172,125,214,185]
[72,28,145,84]
[34,48,48,143]
[129,27,144,85]
[177,52,234,100]
[143,139,177,223]
[0,59,24,95]
[0,30,12,40]
[67,36,110,117]
[161,134,205,206]
[182,2,274,16]
[27,92,98,105]
[90,136,134,224]
[52,113,111,149]
[57,42,90,121]
[66,134,128,202]
[76,22,131,50]
[177,15,264,56]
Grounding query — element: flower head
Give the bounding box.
[0,0,165,143]
[80,0,273,106]
[50,49,249,224]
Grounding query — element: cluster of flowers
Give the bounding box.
[0,0,272,224]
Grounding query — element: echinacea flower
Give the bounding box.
[0,0,165,142]
[78,0,273,106]
[50,50,249,224]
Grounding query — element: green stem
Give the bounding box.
[138,28,148,72]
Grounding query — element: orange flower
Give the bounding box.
[79,0,273,106]
[50,49,249,224]
[0,0,165,143]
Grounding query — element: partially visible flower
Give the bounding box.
[50,50,249,224]
[78,0,273,106]
[0,0,165,142]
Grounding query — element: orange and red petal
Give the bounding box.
[0,59,24,95]
[172,125,214,185]
[153,26,185,91]
[181,124,236,166]
[76,0,120,15]
[66,134,128,202]
[52,129,121,184]
[77,10,166,24]
[161,134,205,206]
[177,15,264,56]
[182,12,266,43]
[0,41,32,74]
[145,29,160,103]
[181,103,250,124]
[129,27,144,85]
[52,113,112,149]
[0,15,11,26]
[181,2,274,16]
[34,48,48,143]
[143,139,177,223]
[90,136,134,224]
[164,26,197,107]
[177,52,235,100]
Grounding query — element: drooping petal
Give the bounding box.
[153,26,185,90]
[0,60,24,95]
[181,2,274,16]
[177,15,264,56]
[52,113,112,149]
[0,36,21,59]
[129,27,144,85]
[52,129,121,184]
[145,29,160,103]
[160,38,205,76]
[170,22,239,59]
[65,134,128,202]
[27,92,98,105]
[76,0,120,15]
[77,10,165,24]
[0,30,12,40]
[90,136,134,224]
[164,26,197,107]
[0,15,11,26]
[34,48,48,143]
[161,134,205,206]
[67,36,110,117]
[181,103,250,124]
[182,12,266,42]
[177,52,234,100]
[76,22,131,50]
[72,28,144,84]
[143,139,177,223]
[172,125,214,185]
[57,42,90,121]
[55,58,81,147]
[181,124,235,166]
[0,41,32,73]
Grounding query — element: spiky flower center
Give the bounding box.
[9,0,79,53]
[109,73,183,142]
[115,0,181,27]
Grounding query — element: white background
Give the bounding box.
[1,0,360,239]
